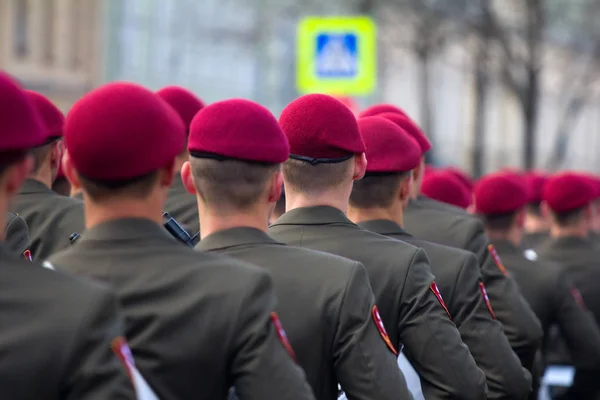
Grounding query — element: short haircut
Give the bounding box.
[30,142,54,173]
[350,172,411,208]
[189,157,279,211]
[551,206,586,228]
[78,170,160,202]
[527,201,543,217]
[480,211,518,232]
[282,158,354,194]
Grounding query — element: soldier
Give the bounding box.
[11,90,84,260]
[521,172,550,250]
[348,117,532,399]
[186,99,412,399]
[0,71,137,400]
[270,94,487,400]
[48,83,315,400]
[156,86,204,235]
[535,172,600,399]
[420,170,472,210]
[375,111,543,372]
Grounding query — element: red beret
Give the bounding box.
[279,94,365,163]
[474,173,528,214]
[443,167,474,192]
[524,172,548,203]
[543,172,596,213]
[65,82,185,180]
[357,117,421,173]
[156,86,205,130]
[359,104,408,119]
[0,72,45,151]
[422,171,472,209]
[378,112,432,155]
[25,90,64,141]
[189,99,289,164]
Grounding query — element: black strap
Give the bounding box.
[289,153,353,165]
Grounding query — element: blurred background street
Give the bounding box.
[2,0,600,176]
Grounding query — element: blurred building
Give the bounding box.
[0,0,104,110]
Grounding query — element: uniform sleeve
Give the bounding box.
[469,230,543,371]
[231,270,316,400]
[451,253,532,399]
[61,286,137,400]
[333,262,412,400]
[399,249,488,400]
[552,270,600,369]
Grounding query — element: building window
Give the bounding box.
[42,0,55,64]
[13,0,29,58]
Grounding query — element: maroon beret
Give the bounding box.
[25,90,64,141]
[65,82,185,180]
[378,112,432,155]
[156,86,205,130]
[189,99,289,164]
[524,172,548,203]
[543,172,596,213]
[279,94,365,163]
[474,173,528,214]
[422,171,472,209]
[359,104,408,119]
[0,72,45,151]
[443,167,474,192]
[357,117,420,173]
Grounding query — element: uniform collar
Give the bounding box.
[198,227,283,252]
[19,179,53,195]
[79,218,175,243]
[356,219,411,237]
[270,205,356,227]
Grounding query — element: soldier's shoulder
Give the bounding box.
[408,238,475,265]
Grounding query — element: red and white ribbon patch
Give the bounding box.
[571,287,587,310]
[479,282,496,319]
[23,249,32,261]
[488,244,508,276]
[430,282,452,319]
[271,312,297,362]
[372,305,398,356]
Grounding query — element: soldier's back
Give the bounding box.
[49,218,312,400]
[198,227,409,399]
[13,179,84,260]
[0,244,135,400]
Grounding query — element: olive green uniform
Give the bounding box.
[198,226,412,400]
[270,206,487,400]
[49,218,315,400]
[358,219,532,400]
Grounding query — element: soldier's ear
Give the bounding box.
[267,170,283,203]
[180,161,197,195]
[62,151,81,191]
[158,160,175,188]
[352,153,367,181]
[515,208,526,228]
[2,156,32,197]
[540,201,551,219]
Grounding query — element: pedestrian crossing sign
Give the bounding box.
[297,17,376,95]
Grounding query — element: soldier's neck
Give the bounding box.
[550,225,589,239]
[347,206,403,226]
[84,197,164,230]
[284,186,353,215]
[28,166,52,190]
[199,207,270,239]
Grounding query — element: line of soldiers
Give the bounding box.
[2,68,600,400]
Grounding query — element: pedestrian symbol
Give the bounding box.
[297,17,376,96]
[315,33,358,78]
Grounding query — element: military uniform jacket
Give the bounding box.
[5,212,30,257]
[49,218,314,400]
[0,243,136,400]
[12,179,84,260]
[492,239,600,369]
[198,227,411,400]
[358,220,532,400]
[404,197,543,371]
[270,206,487,400]
[164,173,200,235]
